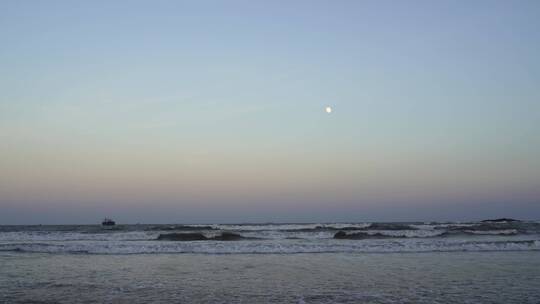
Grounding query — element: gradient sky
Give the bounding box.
[1,0,539,224]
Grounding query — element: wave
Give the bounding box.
[436,221,540,233]
[229,223,372,232]
[440,230,519,237]
[145,225,219,231]
[333,229,523,239]
[0,231,155,242]
[334,231,403,239]
[156,232,256,241]
[0,227,529,243]
[2,221,537,234]
[228,223,417,233]
[361,223,419,231]
[1,239,538,254]
[1,222,539,256]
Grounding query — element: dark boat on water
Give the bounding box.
[102,218,116,226]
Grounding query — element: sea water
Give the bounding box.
[1,221,540,303]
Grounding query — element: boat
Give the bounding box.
[102,218,116,226]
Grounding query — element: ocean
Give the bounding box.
[1,221,540,303]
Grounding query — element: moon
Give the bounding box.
[325,106,332,113]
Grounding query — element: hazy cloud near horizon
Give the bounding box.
[1,0,539,224]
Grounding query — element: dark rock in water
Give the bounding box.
[214,232,244,241]
[334,231,348,239]
[481,218,520,223]
[333,231,401,240]
[157,232,247,241]
[157,233,208,241]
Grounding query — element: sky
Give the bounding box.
[1,0,539,224]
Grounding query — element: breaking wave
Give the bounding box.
[0,239,538,254]
[1,221,539,255]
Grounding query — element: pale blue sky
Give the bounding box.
[1,0,539,224]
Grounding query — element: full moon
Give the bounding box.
[325,106,332,113]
